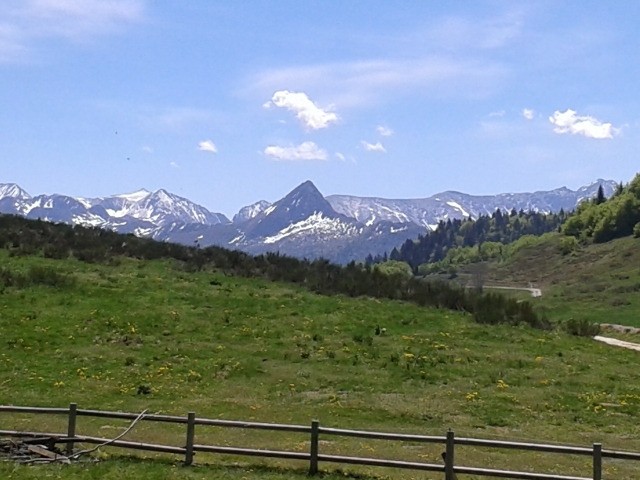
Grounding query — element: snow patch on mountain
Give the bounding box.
[0,183,30,199]
[446,200,470,217]
[72,214,105,227]
[115,189,151,202]
[263,212,355,244]
[233,200,271,223]
[230,233,245,244]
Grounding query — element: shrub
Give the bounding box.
[559,236,578,255]
[27,266,76,288]
[562,318,601,337]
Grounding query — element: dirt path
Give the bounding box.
[484,285,542,297]
[593,336,640,352]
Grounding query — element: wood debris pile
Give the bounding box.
[0,437,71,464]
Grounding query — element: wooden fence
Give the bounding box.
[2,403,640,479]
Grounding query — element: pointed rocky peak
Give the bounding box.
[287,180,322,197]
[275,180,335,217]
[148,188,177,205]
[242,180,345,239]
[0,183,31,199]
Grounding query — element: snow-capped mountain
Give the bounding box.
[0,178,618,264]
[94,188,228,227]
[155,181,424,262]
[0,183,30,199]
[232,200,271,223]
[327,180,618,231]
[0,186,229,237]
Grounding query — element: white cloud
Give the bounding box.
[522,108,535,120]
[376,125,394,137]
[141,145,153,154]
[198,140,218,154]
[361,141,386,153]
[549,109,618,139]
[264,90,338,130]
[489,110,506,118]
[170,161,179,168]
[264,141,327,161]
[335,152,346,162]
[24,0,144,37]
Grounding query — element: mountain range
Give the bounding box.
[0,179,617,263]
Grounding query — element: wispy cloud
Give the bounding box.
[0,0,145,62]
[264,90,338,130]
[263,141,327,161]
[250,57,507,109]
[522,108,535,120]
[198,140,218,154]
[549,109,618,139]
[361,141,386,153]
[425,10,524,51]
[376,125,393,137]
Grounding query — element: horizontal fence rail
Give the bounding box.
[2,403,640,479]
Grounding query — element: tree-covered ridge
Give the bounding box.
[0,213,548,330]
[373,209,568,269]
[563,173,640,243]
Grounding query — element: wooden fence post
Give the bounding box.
[309,419,319,476]
[445,429,456,480]
[184,412,196,466]
[66,403,77,456]
[593,443,602,480]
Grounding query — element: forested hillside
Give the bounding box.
[379,175,639,272]
[563,173,640,242]
[374,209,567,269]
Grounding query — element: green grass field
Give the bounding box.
[2,247,640,479]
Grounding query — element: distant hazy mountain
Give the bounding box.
[157,181,425,262]
[0,178,618,263]
[0,186,229,237]
[326,180,618,230]
[232,200,271,223]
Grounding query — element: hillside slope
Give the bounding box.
[2,243,640,477]
[455,234,640,326]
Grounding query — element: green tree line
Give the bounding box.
[368,209,567,269]
[563,173,640,242]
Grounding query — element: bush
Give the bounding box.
[0,267,27,288]
[562,318,601,337]
[559,236,578,255]
[27,266,76,288]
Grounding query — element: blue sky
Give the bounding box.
[2,1,639,217]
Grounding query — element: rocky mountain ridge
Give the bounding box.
[0,179,617,263]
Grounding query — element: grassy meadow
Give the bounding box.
[2,247,640,479]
